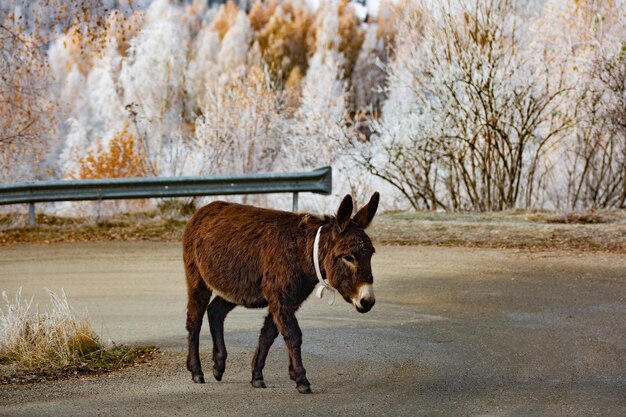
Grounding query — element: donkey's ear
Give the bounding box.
[353,192,380,229]
[336,194,354,233]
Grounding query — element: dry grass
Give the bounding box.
[0,289,156,384]
[0,289,100,369]
[0,207,624,253]
[0,210,187,245]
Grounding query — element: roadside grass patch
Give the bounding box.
[1,208,624,252]
[0,289,156,385]
[0,212,186,245]
[369,209,625,252]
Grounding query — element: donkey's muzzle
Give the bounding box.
[356,297,375,313]
[354,284,375,313]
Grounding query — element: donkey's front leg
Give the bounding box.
[251,313,279,388]
[272,304,311,394]
[207,296,236,381]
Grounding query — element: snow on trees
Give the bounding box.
[0,0,623,213]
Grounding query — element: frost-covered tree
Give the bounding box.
[47,11,148,178]
[254,0,312,83]
[288,1,381,210]
[290,1,346,169]
[538,0,626,209]
[56,40,127,177]
[120,0,191,176]
[349,23,388,114]
[186,24,220,119]
[194,65,285,177]
[567,48,626,209]
[0,17,54,182]
[359,0,571,211]
[217,10,252,74]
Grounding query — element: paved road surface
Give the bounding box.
[0,242,624,416]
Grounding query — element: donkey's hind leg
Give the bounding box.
[251,313,279,388]
[207,296,236,381]
[186,267,211,383]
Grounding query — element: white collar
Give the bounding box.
[313,225,335,305]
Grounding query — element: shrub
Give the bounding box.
[71,123,148,179]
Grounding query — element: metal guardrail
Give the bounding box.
[0,167,332,226]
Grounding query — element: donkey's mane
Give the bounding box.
[299,213,335,227]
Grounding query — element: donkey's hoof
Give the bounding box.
[251,379,267,389]
[296,383,312,394]
[212,368,223,381]
[192,374,205,384]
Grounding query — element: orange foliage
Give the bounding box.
[248,0,280,32]
[105,10,145,57]
[211,1,241,40]
[60,8,144,75]
[255,0,312,83]
[225,65,279,113]
[61,26,96,75]
[337,0,364,79]
[72,124,147,179]
[284,66,304,115]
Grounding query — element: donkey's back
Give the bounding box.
[183,201,302,308]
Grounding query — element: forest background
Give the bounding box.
[0,0,624,215]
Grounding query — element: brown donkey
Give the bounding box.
[183,192,379,394]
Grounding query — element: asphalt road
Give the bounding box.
[0,242,625,416]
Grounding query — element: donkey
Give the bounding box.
[183,192,379,394]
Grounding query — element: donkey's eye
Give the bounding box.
[342,255,355,263]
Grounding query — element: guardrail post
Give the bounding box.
[292,192,298,212]
[96,191,102,223]
[29,202,35,227]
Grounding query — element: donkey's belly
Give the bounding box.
[207,283,268,308]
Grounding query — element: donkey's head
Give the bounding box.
[322,192,380,313]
